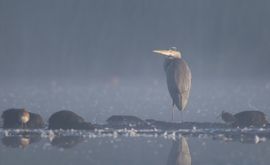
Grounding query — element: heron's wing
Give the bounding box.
[176,59,192,109]
[165,59,191,110]
[176,59,192,94]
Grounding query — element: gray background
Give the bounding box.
[0,0,270,123]
[0,0,270,80]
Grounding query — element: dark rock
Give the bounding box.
[1,108,30,129]
[221,111,235,124]
[27,112,45,129]
[233,111,268,127]
[48,110,94,130]
[92,124,107,129]
[106,115,151,129]
[221,111,268,128]
[1,108,44,129]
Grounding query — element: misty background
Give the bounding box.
[0,0,270,122]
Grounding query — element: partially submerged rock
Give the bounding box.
[146,119,228,130]
[27,112,45,129]
[221,111,235,124]
[48,110,94,130]
[106,115,151,129]
[1,108,45,129]
[221,111,268,128]
[1,108,29,129]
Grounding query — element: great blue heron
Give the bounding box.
[153,47,192,121]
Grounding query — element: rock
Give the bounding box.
[221,111,268,127]
[233,111,268,127]
[1,108,45,129]
[27,112,45,129]
[146,119,228,130]
[48,110,94,130]
[106,115,151,129]
[221,111,235,124]
[1,108,30,129]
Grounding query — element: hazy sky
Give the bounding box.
[0,0,270,81]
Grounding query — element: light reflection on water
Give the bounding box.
[0,79,270,123]
[0,129,270,165]
[0,79,270,164]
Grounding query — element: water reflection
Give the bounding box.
[213,133,267,144]
[50,136,84,149]
[167,137,191,165]
[2,132,41,148]
[1,130,270,165]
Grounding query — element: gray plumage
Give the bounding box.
[164,58,192,111]
[153,48,192,120]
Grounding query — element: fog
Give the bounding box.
[1,0,270,80]
[0,0,270,122]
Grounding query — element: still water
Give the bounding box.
[0,129,270,165]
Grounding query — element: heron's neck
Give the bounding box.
[163,58,178,71]
[168,56,181,60]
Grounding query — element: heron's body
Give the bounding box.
[164,58,191,111]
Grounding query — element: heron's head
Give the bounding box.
[153,47,182,59]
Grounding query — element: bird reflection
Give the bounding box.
[2,132,41,148]
[167,136,191,165]
[50,136,83,149]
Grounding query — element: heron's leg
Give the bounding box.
[172,104,175,121]
[181,111,184,123]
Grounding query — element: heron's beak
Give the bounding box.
[153,49,181,58]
